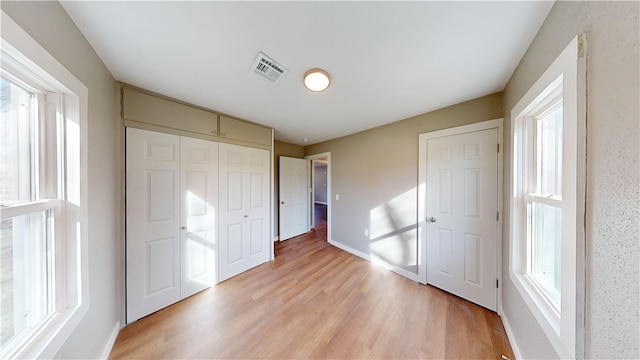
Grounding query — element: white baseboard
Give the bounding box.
[380,262,419,282]
[327,240,419,282]
[314,201,328,205]
[328,239,369,259]
[500,309,523,360]
[98,321,121,359]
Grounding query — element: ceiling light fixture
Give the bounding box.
[303,69,330,92]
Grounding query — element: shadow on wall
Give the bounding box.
[369,187,418,274]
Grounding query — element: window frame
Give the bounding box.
[1,11,89,359]
[509,35,586,359]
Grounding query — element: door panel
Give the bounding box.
[250,173,265,208]
[219,143,270,282]
[180,136,218,298]
[464,169,480,217]
[226,222,244,263]
[146,237,176,294]
[426,128,498,311]
[250,218,265,254]
[186,231,208,278]
[147,171,175,221]
[464,234,480,284]
[279,156,309,240]
[227,173,244,211]
[438,229,452,275]
[126,128,181,323]
[438,170,452,214]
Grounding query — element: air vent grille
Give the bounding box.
[251,52,288,83]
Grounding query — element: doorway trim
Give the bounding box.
[417,118,503,312]
[305,152,331,242]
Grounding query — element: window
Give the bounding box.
[523,82,563,312]
[0,74,58,352]
[1,11,88,359]
[510,35,585,359]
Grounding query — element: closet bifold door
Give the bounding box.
[126,128,219,323]
[218,143,270,282]
[179,136,218,298]
[126,128,181,323]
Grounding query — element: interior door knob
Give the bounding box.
[244,215,248,218]
[281,201,285,204]
[181,226,187,230]
[427,217,437,223]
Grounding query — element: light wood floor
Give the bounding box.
[110,205,514,359]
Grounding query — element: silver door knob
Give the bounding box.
[427,217,436,223]
[244,214,248,218]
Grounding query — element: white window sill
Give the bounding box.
[510,271,572,359]
[2,304,88,359]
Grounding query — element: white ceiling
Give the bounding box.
[61,1,553,146]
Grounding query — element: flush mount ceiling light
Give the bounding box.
[303,69,330,92]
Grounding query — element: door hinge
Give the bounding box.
[496,211,499,221]
[497,143,500,153]
[496,279,499,288]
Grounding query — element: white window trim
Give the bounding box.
[509,35,586,359]
[1,11,89,359]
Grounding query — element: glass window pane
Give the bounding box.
[536,104,563,197]
[0,75,36,205]
[528,201,562,309]
[0,210,53,349]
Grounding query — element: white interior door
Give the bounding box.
[279,156,309,241]
[219,143,270,282]
[126,128,181,323]
[180,137,218,298]
[426,128,498,311]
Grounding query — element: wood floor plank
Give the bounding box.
[110,205,513,359]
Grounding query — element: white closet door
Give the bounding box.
[180,137,218,298]
[219,143,270,282]
[126,128,181,323]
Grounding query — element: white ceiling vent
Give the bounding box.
[251,52,288,84]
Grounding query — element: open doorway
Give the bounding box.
[305,152,330,242]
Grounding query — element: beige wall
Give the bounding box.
[502,1,639,358]
[273,140,305,238]
[1,1,122,358]
[305,93,502,274]
[5,2,637,359]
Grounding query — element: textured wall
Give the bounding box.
[502,1,639,358]
[305,93,502,274]
[1,1,122,359]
